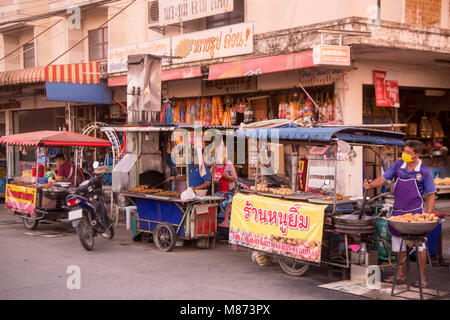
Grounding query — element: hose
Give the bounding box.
[381,238,416,268]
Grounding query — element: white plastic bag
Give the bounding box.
[181,187,196,201]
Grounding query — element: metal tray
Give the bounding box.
[333,214,378,226]
[308,198,357,205]
[387,219,441,236]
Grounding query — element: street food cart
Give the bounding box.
[0,130,111,229]
[230,124,407,277]
[102,124,230,251]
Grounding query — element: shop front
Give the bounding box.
[353,58,450,200]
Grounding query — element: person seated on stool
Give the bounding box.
[364,140,436,287]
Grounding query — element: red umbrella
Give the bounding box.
[0,130,111,147]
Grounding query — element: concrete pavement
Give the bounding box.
[0,207,449,300]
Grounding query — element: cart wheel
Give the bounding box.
[278,257,310,277]
[153,223,176,252]
[77,217,94,251]
[141,232,152,243]
[22,214,39,230]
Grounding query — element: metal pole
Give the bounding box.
[136,132,140,186]
[332,141,338,215]
[74,147,78,187]
[377,0,381,26]
[67,102,72,132]
[35,147,39,184]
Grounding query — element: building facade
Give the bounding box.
[0,0,449,195]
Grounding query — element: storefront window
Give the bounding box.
[23,42,35,68]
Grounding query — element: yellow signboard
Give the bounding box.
[5,184,37,215]
[229,193,326,263]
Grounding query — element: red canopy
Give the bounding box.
[0,130,111,147]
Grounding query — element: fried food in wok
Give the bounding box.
[389,213,439,223]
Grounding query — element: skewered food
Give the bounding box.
[155,191,180,197]
[128,185,164,194]
[389,213,439,223]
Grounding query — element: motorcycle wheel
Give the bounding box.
[77,216,94,251]
[278,257,310,277]
[22,214,39,230]
[101,225,114,240]
[153,223,176,252]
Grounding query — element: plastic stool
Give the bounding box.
[116,206,137,230]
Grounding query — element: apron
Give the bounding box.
[213,164,229,192]
[389,166,424,237]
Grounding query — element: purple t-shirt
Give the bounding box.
[382,160,436,197]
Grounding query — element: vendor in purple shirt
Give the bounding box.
[52,153,83,186]
[364,140,436,287]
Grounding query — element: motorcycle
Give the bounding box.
[66,162,114,251]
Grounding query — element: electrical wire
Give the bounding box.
[47,0,136,65]
[2,30,64,64]
[0,18,63,63]
[0,0,121,27]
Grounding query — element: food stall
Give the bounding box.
[230,124,407,277]
[0,130,111,230]
[101,124,230,251]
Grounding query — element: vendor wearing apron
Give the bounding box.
[364,140,436,287]
[213,161,237,192]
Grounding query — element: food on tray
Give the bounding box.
[146,189,164,193]
[154,191,180,197]
[250,184,269,192]
[129,185,149,193]
[270,187,294,195]
[317,193,349,202]
[389,213,439,223]
[434,177,450,185]
[128,185,164,194]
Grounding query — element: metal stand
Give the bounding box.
[391,236,433,300]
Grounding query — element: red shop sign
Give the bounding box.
[373,70,400,108]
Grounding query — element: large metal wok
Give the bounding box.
[332,190,389,234]
[387,219,441,237]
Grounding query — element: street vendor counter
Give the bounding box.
[122,192,225,249]
[5,183,74,229]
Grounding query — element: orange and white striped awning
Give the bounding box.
[0,66,45,86]
[45,62,100,85]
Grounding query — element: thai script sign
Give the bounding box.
[5,184,36,215]
[159,0,234,26]
[229,193,326,263]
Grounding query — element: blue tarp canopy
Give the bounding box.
[235,126,405,147]
[45,80,112,104]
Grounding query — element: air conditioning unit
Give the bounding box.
[148,0,159,26]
